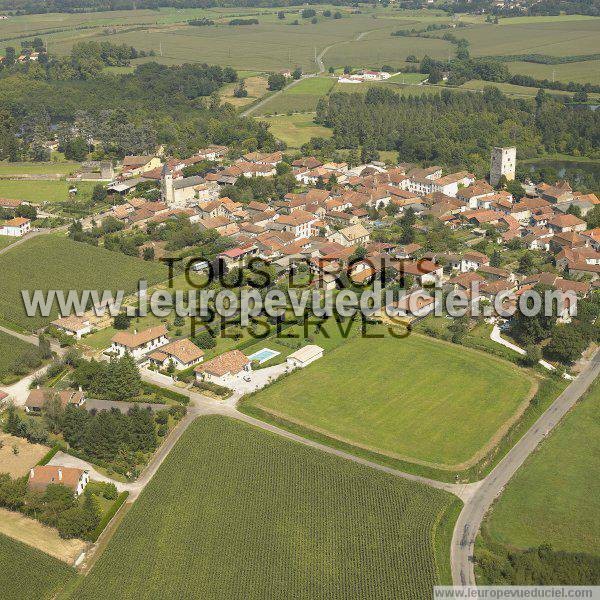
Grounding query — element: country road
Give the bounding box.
[451,348,600,586]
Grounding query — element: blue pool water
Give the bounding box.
[247,348,280,364]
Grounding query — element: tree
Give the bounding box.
[142,246,155,261]
[277,11,285,19]
[522,344,542,367]
[428,67,443,84]
[62,137,88,161]
[91,184,107,204]
[449,316,469,344]
[267,73,286,91]
[301,8,316,18]
[490,250,502,268]
[193,331,216,349]
[291,67,302,80]
[518,252,536,275]
[506,180,525,199]
[113,313,130,330]
[546,325,587,364]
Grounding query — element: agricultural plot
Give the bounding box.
[0,533,74,600]
[221,75,268,107]
[0,235,167,330]
[243,332,534,469]
[42,13,401,73]
[73,416,459,599]
[0,330,41,383]
[255,76,336,116]
[259,113,332,147]
[459,79,599,100]
[483,378,600,556]
[505,59,600,86]
[459,17,600,58]
[0,180,95,204]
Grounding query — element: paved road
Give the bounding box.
[451,348,600,586]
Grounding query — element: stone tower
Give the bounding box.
[161,163,175,206]
[490,146,516,187]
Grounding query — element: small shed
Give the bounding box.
[286,345,324,369]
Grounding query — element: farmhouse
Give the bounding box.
[286,345,324,369]
[148,338,204,370]
[0,217,30,237]
[28,465,89,496]
[51,315,92,339]
[194,349,251,386]
[110,325,169,359]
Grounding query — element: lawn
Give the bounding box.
[73,416,460,599]
[0,161,80,177]
[221,74,268,107]
[243,331,534,468]
[255,76,336,115]
[0,180,95,204]
[483,377,600,556]
[258,112,333,147]
[0,235,167,330]
[0,235,15,250]
[0,533,75,600]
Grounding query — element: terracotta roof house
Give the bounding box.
[148,338,204,370]
[110,325,169,359]
[194,350,251,386]
[548,213,587,233]
[28,466,89,496]
[25,388,85,413]
[51,315,92,340]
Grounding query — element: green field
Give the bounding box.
[259,112,333,147]
[0,330,39,380]
[0,533,74,600]
[0,235,167,330]
[244,332,533,468]
[73,416,460,599]
[255,76,336,115]
[0,180,95,204]
[0,235,15,250]
[484,378,600,556]
[0,161,81,176]
[505,59,600,86]
[459,79,600,99]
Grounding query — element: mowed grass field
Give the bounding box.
[0,161,80,176]
[0,180,95,204]
[505,59,600,86]
[259,113,332,147]
[73,416,460,599]
[244,332,533,468]
[0,533,74,600]
[484,378,600,556]
[255,76,336,115]
[0,235,167,330]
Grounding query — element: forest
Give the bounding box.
[0,52,276,160]
[315,87,600,174]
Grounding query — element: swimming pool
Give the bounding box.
[247,348,280,364]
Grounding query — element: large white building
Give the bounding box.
[490,146,516,187]
[110,325,169,359]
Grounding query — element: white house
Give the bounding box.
[110,325,169,359]
[148,338,204,370]
[51,315,92,340]
[276,210,318,239]
[0,217,30,237]
[286,345,324,368]
[194,349,251,387]
[28,466,89,496]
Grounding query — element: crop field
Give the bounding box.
[459,79,600,100]
[221,74,268,107]
[259,113,332,147]
[0,533,74,600]
[243,332,534,469]
[0,330,39,380]
[255,76,336,115]
[73,416,460,599]
[0,180,95,204]
[483,378,600,556]
[459,17,600,58]
[0,235,167,330]
[505,59,600,86]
